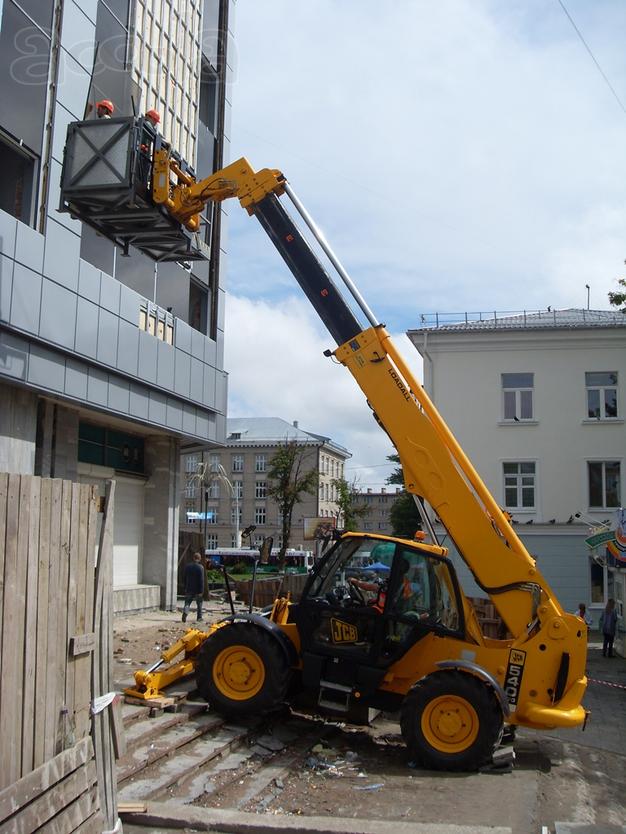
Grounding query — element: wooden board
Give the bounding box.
[21,476,41,776]
[33,477,52,770]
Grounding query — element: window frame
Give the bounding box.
[585,372,619,421]
[502,460,537,511]
[231,454,243,473]
[255,454,266,473]
[501,372,534,422]
[587,460,621,509]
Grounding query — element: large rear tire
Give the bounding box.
[400,671,503,771]
[196,623,291,716]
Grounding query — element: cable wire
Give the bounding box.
[556,0,626,118]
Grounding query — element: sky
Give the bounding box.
[221,0,626,490]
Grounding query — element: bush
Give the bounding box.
[230,561,250,575]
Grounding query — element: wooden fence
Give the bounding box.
[0,473,117,833]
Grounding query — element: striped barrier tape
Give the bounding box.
[588,676,626,691]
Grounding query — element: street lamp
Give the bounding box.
[203,462,241,548]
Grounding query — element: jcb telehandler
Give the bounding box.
[66,142,587,771]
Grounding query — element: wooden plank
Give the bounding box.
[33,477,52,769]
[0,473,8,705]
[55,479,72,757]
[64,483,81,730]
[0,737,92,823]
[110,696,127,759]
[0,473,22,789]
[69,632,96,656]
[20,476,40,777]
[44,478,63,762]
[6,760,96,834]
[72,485,91,741]
[70,808,106,834]
[14,475,32,781]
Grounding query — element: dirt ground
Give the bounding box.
[113,606,626,833]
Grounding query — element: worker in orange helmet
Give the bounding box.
[96,99,114,119]
[144,109,161,128]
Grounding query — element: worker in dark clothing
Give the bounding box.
[182,552,205,622]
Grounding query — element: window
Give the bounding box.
[0,134,37,225]
[206,482,220,500]
[233,480,243,500]
[589,557,607,605]
[255,506,266,525]
[232,455,243,472]
[189,280,208,334]
[206,507,218,524]
[503,462,536,510]
[502,373,534,421]
[208,453,220,471]
[255,454,266,472]
[255,481,267,499]
[586,372,618,420]
[185,454,199,473]
[206,534,218,549]
[588,461,621,508]
[184,480,196,499]
[231,506,242,525]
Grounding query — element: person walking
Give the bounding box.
[574,602,592,626]
[182,552,205,623]
[599,598,618,658]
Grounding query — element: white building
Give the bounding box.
[408,308,625,648]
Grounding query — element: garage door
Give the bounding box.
[78,473,144,587]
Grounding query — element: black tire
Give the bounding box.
[195,623,291,716]
[400,670,503,771]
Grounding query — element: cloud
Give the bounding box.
[220,0,626,489]
[224,294,423,490]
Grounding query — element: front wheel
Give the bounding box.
[400,671,503,771]
[196,623,291,716]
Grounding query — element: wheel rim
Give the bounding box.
[421,694,479,753]
[213,645,265,701]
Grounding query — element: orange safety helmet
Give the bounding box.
[145,109,161,125]
[96,99,114,115]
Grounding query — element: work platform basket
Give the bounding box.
[59,117,209,263]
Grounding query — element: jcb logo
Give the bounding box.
[330,618,358,644]
[505,648,527,709]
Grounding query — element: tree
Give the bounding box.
[608,277,626,312]
[332,477,369,531]
[389,491,423,538]
[267,441,318,565]
[386,453,422,537]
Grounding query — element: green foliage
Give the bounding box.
[230,562,249,575]
[205,569,224,584]
[268,441,318,566]
[608,277,626,312]
[385,453,404,486]
[332,477,369,531]
[389,491,423,538]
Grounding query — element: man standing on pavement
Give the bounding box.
[600,598,618,658]
[182,552,205,623]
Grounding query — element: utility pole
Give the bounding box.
[585,284,590,310]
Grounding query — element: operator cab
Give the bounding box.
[293,534,465,712]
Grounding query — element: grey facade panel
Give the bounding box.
[203,364,216,405]
[129,383,150,420]
[196,410,211,439]
[190,357,204,401]
[15,223,45,274]
[174,349,191,397]
[138,331,158,384]
[109,377,130,413]
[156,340,175,388]
[39,279,77,350]
[119,283,142,324]
[149,390,167,425]
[182,404,196,435]
[43,219,80,292]
[48,159,82,236]
[117,319,139,376]
[215,371,227,414]
[0,254,14,323]
[51,102,76,164]
[60,0,96,71]
[97,308,119,366]
[175,319,192,355]
[56,47,92,119]
[100,270,121,315]
[10,264,42,334]
[75,297,99,358]
[87,367,109,406]
[204,337,216,367]
[65,357,89,399]
[166,398,184,431]
[78,258,101,303]
[76,0,99,27]
[0,210,17,259]
[28,343,65,392]
[0,331,29,381]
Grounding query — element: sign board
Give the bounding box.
[303,516,336,541]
